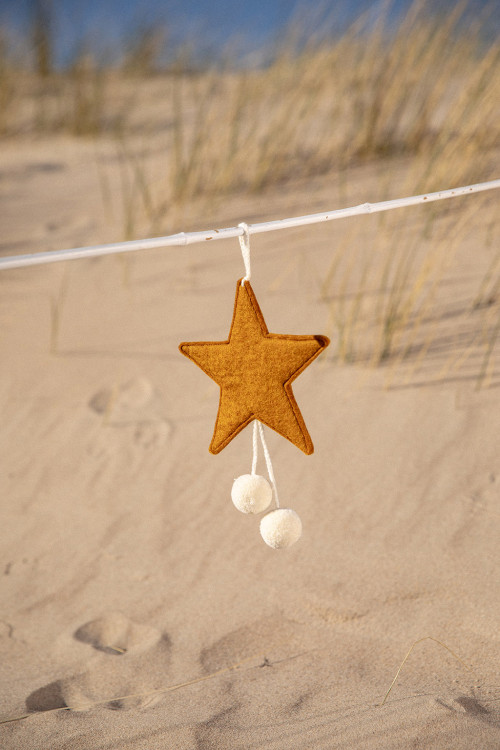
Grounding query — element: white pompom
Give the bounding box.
[231,474,272,514]
[260,508,302,549]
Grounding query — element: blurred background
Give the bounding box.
[1,0,498,218]
[1,0,499,379]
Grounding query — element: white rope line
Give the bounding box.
[251,420,259,476]
[256,421,280,509]
[250,421,279,505]
[238,222,251,285]
[1,179,499,271]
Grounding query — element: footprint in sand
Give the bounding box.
[199,616,301,674]
[74,611,162,655]
[89,377,154,416]
[89,378,171,448]
[25,612,171,713]
[194,616,335,748]
[437,696,499,727]
[132,420,171,449]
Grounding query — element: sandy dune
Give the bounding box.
[1,137,499,749]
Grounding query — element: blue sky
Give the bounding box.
[1,0,497,65]
[3,0,301,52]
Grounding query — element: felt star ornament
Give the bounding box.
[179,279,329,455]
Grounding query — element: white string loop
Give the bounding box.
[238,222,251,285]
[250,420,280,508]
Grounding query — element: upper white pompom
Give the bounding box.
[260,508,302,549]
[231,474,272,514]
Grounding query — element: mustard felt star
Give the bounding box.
[179,279,329,454]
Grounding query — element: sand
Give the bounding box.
[1,136,499,749]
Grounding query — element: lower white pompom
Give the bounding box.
[231,474,272,514]
[260,508,302,549]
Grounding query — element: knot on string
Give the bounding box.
[238,222,251,286]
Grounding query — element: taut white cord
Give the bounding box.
[257,421,280,509]
[251,420,259,476]
[1,178,499,271]
[238,222,251,285]
[249,420,280,507]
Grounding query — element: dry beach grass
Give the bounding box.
[1,1,500,748]
[2,1,500,379]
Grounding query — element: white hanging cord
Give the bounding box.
[238,222,251,285]
[249,420,279,506]
[251,420,259,476]
[1,178,499,271]
[257,421,280,509]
